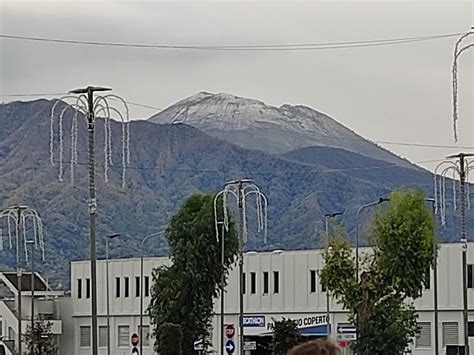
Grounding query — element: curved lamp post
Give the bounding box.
[140,231,165,355]
[105,233,120,355]
[324,212,343,338]
[355,197,389,281]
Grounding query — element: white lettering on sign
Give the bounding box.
[267,315,329,331]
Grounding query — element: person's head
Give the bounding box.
[287,338,341,355]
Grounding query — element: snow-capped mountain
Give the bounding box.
[149,92,412,167]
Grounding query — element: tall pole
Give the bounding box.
[27,240,35,355]
[69,86,111,355]
[87,88,99,355]
[16,207,22,355]
[324,212,343,338]
[459,154,469,355]
[237,181,244,355]
[219,221,225,355]
[105,234,119,355]
[106,238,110,355]
[140,231,164,355]
[426,199,439,355]
[444,153,473,355]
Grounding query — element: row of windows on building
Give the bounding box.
[415,321,474,349]
[77,266,436,300]
[79,325,150,348]
[77,276,150,299]
[241,270,330,295]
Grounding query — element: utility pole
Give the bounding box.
[436,153,474,354]
[106,234,120,355]
[324,212,343,338]
[26,240,35,355]
[219,221,225,355]
[51,86,131,355]
[69,86,111,355]
[447,153,473,355]
[218,180,267,355]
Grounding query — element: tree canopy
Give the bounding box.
[319,189,435,355]
[148,193,239,354]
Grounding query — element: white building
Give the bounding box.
[63,243,474,355]
[2,243,474,354]
[0,272,65,355]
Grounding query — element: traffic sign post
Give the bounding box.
[225,324,235,339]
[131,333,140,355]
[225,339,236,354]
[336,325,357,343]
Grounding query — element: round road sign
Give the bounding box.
[131,333,139,347]
[225,324,235,338]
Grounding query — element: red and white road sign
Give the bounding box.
[225,324,235,339]
[131,333,139,347]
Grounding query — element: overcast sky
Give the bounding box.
[0,0,473,172]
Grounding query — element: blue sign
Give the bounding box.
[241,315,266,327]
[225,340,235,354]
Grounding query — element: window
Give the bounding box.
[0,320,3,337]
[416,322,431,348]
[442,322,459,347]
[77,279,82,299]
[250,272,256,294]
[320,270,326,292]
[263,272,269,294]
[86,278,91,299]
[118,325,129,347]
[115,277,121,298]
[99,326,108,348]
[242,273,246,294]
[80,326,91,347]
[468,322,474,337]
[144,276,150,297]
[468,264,473,288]
[135,276,140,297]
[138,325,150,346]
[425,267,431,290]
[310,270,317,293]
[273,271,280,294]
[124,277,129,298]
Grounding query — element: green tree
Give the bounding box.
[271,318,301,355]
[158,323,183,355]
[24,320,58,355]
[148,193,239,354]
[319,189,435,355]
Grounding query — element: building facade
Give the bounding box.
[61,243,474,355]
[0,272,64,355]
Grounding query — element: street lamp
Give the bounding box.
[140,231,165,355]
[324,212,343,338]
[424,198,439,355]
[105,233,120,355]
[26,239,35,354]
[355,197,389,281]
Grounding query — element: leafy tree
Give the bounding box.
[149,193,239,354]
[319,189,435,355]
[271,318,301,355]
[158,323,183,355]
[24,320,58,355]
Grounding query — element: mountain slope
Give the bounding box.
[0,99,464,289]
[149,92,412,168]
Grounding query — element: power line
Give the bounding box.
[0,32,462,51]
[0,93,163,111]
